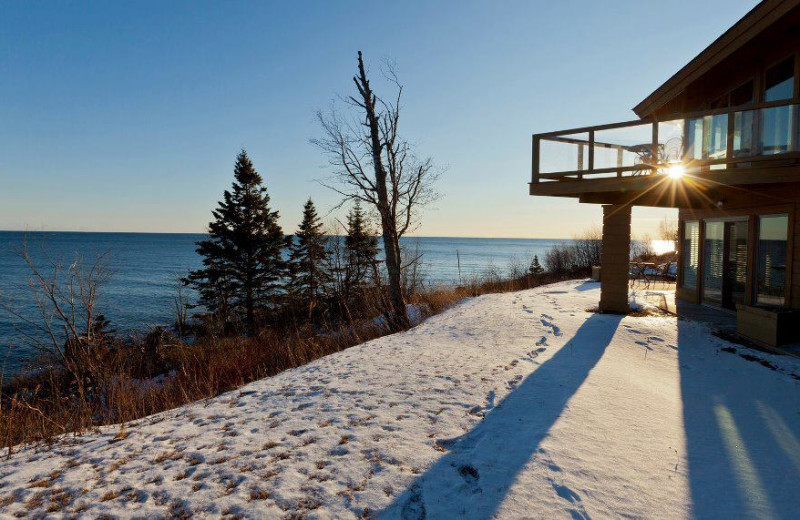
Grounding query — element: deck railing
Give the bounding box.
[532,99,800,183]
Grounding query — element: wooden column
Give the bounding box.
[599,204,632,313]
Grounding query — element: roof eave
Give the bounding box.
[633,0,800,118]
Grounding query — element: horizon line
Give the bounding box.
[0,229,577,241]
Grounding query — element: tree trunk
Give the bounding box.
[356,51,409,330]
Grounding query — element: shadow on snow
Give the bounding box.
[678,318,800,519]
[379,312,622,519]
[380,308,800,519]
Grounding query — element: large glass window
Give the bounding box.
[703,221,725,304]
[764,57,794,102]
[734,110,755,157]
[682,221,699,289]
[756,215,789,307]
[760,105,795,155]
[686,114,728,162]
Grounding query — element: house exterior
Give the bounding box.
[530,0,800,346]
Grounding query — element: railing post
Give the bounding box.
[652,121,659,175]
[588,130,595,175]
[726,107,735,162]
[532,135,540,183]
[577,144,584,179]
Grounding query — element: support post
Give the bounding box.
[599,203,632,314]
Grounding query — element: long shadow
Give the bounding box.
[379,313,622,519]
[574,280,600,292]
[678,318,800,519]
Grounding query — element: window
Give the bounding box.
[756,214,789,307]
[710,80,754,109]
[703,221,725,303]
[730,80,754,106]
[686,114,728,161]
[764,57,795,102]
[761,104,795,154]
[682,221,699,289]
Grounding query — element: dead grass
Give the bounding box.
[262,440,280,450]
[1,271,578,452]
[100,490,119,502]
[153,450,182,464]
[248,489,269,501]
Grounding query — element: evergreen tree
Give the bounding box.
[344,201,380,292]
[186,150,286,335]
[287,198,331,316]
[529,255,545,276]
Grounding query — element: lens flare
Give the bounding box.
[666,164,686,179]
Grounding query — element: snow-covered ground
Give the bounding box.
[2,280,800,519]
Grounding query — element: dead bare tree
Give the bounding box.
[658,217,679,244]
[314,51,439,330]
[1,238,111,391]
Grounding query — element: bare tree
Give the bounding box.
[172,273,190,336]
[314,51,439,330]
[1,239,111,395]
[658,217,679,244]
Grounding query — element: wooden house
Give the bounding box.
[530,0,800,346]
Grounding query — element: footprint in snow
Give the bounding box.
[540,318,563,336]
[484,389,496,409]
[507,375,523,389]
[528,346,547,359]
[457,464,482,493]
[550,480,592,520]
[468,405,484,417]
[536,336,548,346]
[400,484,427,520]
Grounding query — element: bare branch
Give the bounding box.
[312,51,442,330]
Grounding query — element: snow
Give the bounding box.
[2,280,800,518]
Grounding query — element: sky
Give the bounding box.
[0,0,759,238]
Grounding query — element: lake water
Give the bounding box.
[0,231,571,374]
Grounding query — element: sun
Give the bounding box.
[666,164,686,179]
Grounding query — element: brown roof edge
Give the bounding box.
[633,0,800,118]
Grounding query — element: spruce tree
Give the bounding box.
[186,150,286,335]
[529,255,544,276]
[287,198,331,317]
[344,201,380,292]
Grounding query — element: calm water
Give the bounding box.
[0,231,570,374]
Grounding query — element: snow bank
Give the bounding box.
[2,280,799,518]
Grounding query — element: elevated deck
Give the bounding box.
[530,99,800,207]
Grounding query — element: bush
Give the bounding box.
[545,227,601,276]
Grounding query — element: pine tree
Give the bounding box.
[529,255,544,276]
[186,150,287,335]
[287,198,331,317]
[344,201,380,293]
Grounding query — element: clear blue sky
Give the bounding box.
[0,0,758,238]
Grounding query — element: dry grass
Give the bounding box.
[100,490,119,502]
[1,271,579,452]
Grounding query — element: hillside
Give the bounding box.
[2,280,799,519]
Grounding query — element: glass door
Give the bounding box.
[703,219,749,309]
[724,220,748,308]
[703,222,724,305]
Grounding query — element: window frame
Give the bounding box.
[681,220,700,290]
[754,213,790,308]
[762,54,796,103]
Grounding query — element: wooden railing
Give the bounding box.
[532,99,800,183]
